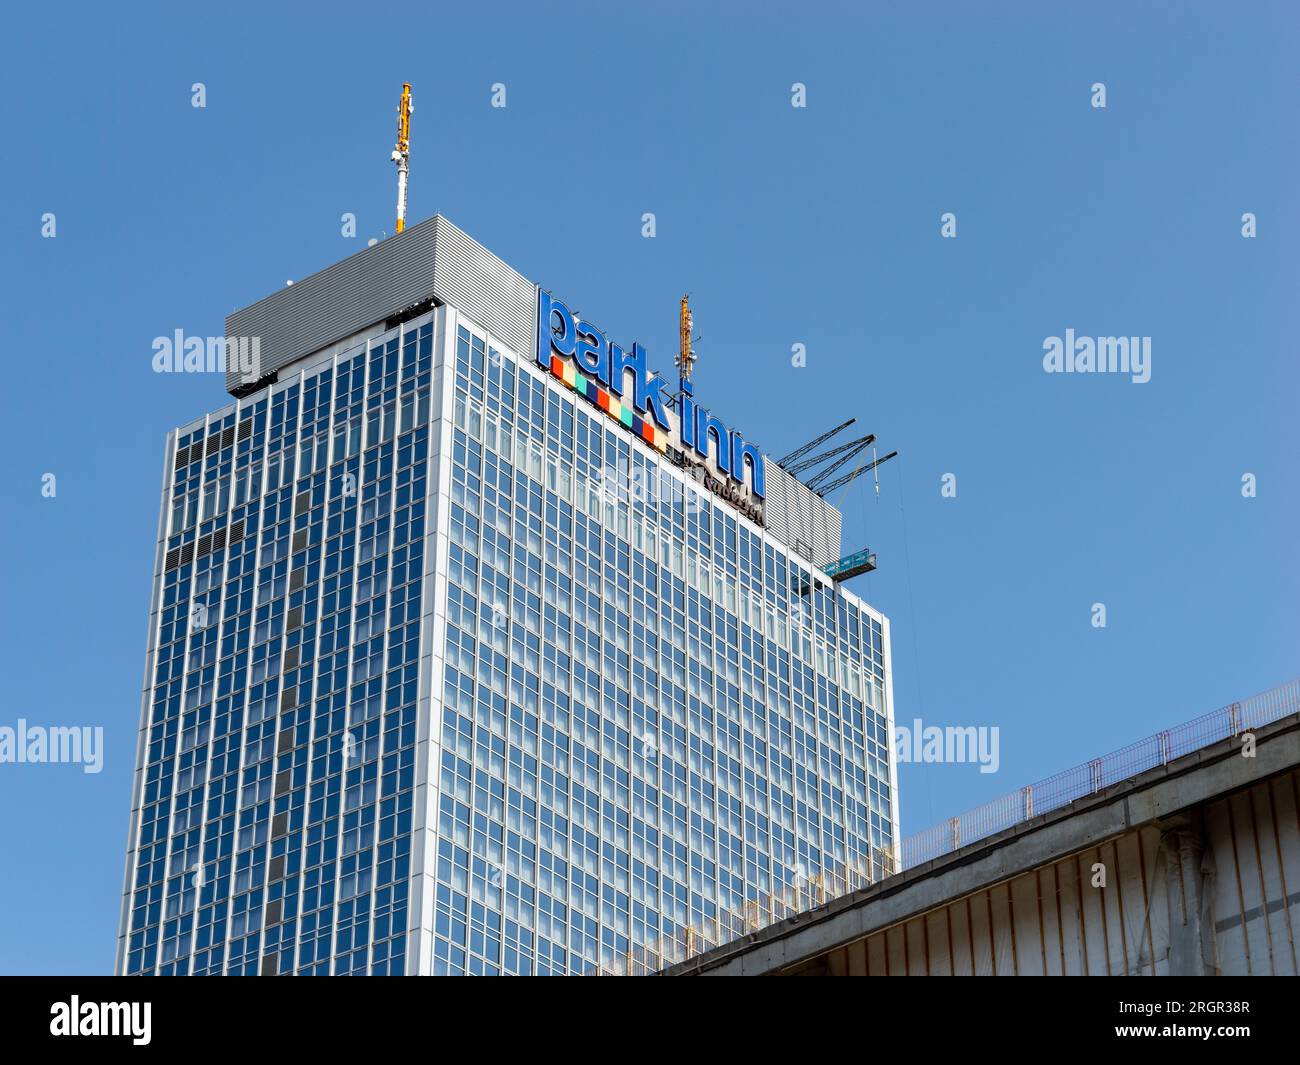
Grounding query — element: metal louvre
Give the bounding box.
[761,459,841,568]
[428,219,536,359]
[223,215,535,394]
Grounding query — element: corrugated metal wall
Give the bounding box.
[1208,769,1300,975]
[761,460,842,569]
[785,769,1300,975]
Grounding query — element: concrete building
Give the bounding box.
[116,216,898,975]
[663,680,1300,976]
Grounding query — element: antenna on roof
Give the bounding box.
[674,294,696,385]
[391,83,412,234]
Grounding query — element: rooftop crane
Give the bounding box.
[813,446,899,583]
[775,418,856,471]
[817,449,898,497]
[784,434,875,478]
[806,438,880,494]
[391,83,412,234]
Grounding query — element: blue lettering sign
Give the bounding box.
[537,291,765,501]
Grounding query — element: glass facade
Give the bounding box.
[118,302,896,977]
[119,321,432,976]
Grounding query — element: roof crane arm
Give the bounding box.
[805,438,875,492]
[816,450,899,497]
[785,433,876,477]
[776,418,856,469]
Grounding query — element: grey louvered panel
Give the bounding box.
[429,219,536,359]
[223,215,536,394]
[762,458,841,569]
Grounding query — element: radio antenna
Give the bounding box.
[391,83,412,233]
[674,294,696,385]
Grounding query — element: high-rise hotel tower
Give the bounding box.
[116,217,898,975]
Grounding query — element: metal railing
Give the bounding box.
[900,677,1300,868]
[591,676,1300,975]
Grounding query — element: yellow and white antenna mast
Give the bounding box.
[391,83,412,233]
[674,294,696,384]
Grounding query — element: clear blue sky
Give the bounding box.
[1,1,1296,974]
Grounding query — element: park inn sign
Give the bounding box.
[536,291,766,505]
